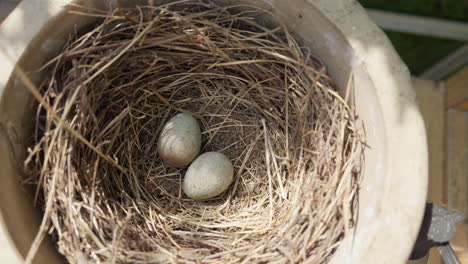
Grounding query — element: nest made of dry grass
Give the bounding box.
[24,1,365,263]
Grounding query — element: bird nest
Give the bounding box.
[24,1,365,263]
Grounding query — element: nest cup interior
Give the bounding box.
[23,2,365,263]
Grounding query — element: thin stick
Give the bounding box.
[13,65,125,172]
[262,119,274,226]
[24,146,63,264]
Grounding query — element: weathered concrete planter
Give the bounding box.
[0,0,428,263]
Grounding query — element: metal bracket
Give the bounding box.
[410,203,465,263]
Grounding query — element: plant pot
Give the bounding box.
[0,0,428,263]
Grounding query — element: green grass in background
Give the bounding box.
[359,0,468,22]
[384,31,464,75]
[358,0,468,75]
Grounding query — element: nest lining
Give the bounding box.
[24,1,365,263]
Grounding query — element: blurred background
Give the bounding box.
[1,0,467,263]
[355,1,468,263]
[360,0,468,79]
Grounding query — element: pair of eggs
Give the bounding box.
[157,113,234,200]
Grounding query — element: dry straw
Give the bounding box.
[24,1,365,263]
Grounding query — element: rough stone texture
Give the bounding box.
[0,4,22,263]
[308,1,428,264]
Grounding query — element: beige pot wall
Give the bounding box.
[0,0,427,263]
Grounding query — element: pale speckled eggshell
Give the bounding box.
[158,113,201,168]
[183,152,234,200]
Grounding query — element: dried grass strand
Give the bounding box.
[25,2,365,264]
